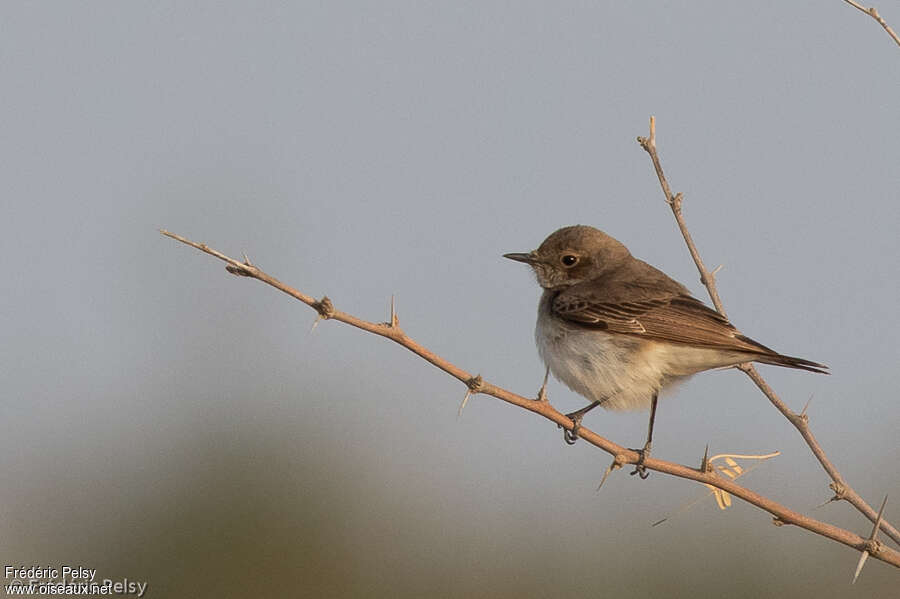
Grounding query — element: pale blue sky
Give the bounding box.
[2,3,898,597]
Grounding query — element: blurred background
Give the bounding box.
[2,2,898,597]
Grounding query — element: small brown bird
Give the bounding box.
[504,225,827,477]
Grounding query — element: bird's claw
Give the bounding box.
[629,444,652,479]
[560,413,583,445]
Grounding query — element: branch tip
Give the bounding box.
[636,116,657,152]
[842,0,900,48]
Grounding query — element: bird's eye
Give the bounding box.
[561,255,579,267]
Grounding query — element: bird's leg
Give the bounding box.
[536,367,550,402]
[561,401,602,445]
[630,392,658,479]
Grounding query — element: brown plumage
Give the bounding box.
[551,267,828,374]
[504,225,827,466]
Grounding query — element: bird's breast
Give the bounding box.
[535,294,662,411]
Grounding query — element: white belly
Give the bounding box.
[535,300,746,411]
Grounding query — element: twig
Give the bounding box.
[842,0,900,48]
[636,118,900,549]
[637,118,727,316]
[160,228,900,569]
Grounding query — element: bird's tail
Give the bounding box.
[754,352,829,374]
[734,334,829,374]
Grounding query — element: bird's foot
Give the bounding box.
[558,401,602,446]
[629,442,652,479]
[560,410,588,445]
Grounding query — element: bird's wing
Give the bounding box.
[552,288,772,354]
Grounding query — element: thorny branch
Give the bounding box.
[842,0,900,48]
[637,116,899,557]
[160,228,900,570]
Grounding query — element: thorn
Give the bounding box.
[711,264,724,277]
[852,551,869,585]
[459,375,484,418]
[852,495,888,584]
[458,390,472,419]
[597,455,624,492]
[814,495,840,510]
[241,251,253,266]
[700,444,711,472]
[536,367,550,402]
[800,394,813,417]
[389,295,399,328]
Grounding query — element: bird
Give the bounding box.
[504,225,827,477]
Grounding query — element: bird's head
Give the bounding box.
[503,225,631,289]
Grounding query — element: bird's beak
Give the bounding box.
[503,252,538,264]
